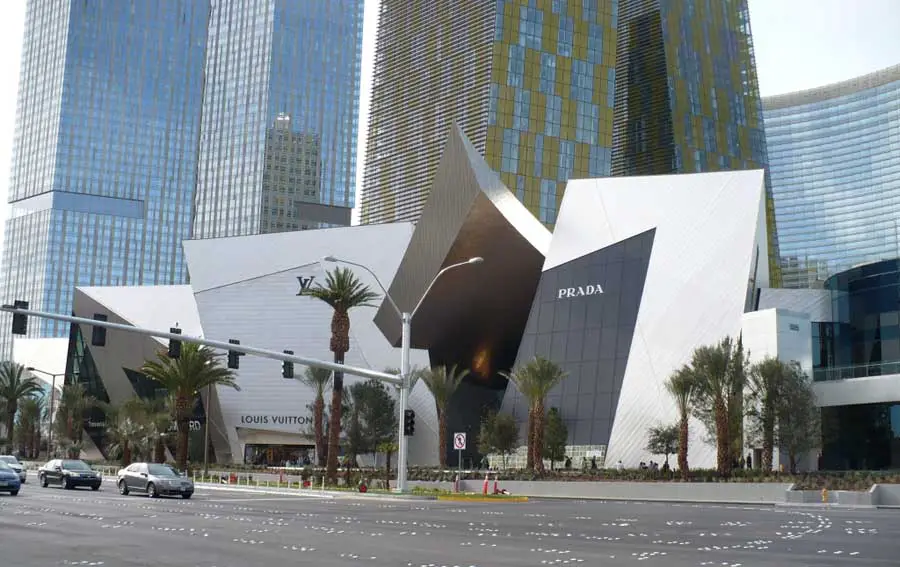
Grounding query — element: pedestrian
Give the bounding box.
[746,453,752,470]
[590,456,597,470]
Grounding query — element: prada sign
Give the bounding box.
[558,284,603,299]
[296,275,316,295]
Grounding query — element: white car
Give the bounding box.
[0,455,27,483]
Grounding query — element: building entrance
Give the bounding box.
[243,444,314,467]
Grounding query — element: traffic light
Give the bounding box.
[11,300,28,335]
[227,339,242,370]
[91,314,107,347]
[282,350,294,379]
[168,327,182,358]
[403,409,416,436]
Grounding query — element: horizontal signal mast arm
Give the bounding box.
[0,304,401,385]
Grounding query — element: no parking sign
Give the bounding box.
[453,432,466,450]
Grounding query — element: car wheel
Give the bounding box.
[39,474,48,488]
[118,480,129,495]
[147,482,158,498]
[181,493,192,500]
[62,477,71,490]
[10,489,19,496]
[91,484,100,491]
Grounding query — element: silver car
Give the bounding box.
[0,455,27,483]
[116,462,194,499]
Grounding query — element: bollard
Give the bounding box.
[821,488,829,503]
[454,473,460,493]
[493,473,499,495]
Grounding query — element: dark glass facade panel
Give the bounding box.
[505,229,655,446]
[822,402,900,470]
[65,323,112,454]
[813,260,900,381]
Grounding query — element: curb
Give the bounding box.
[192,482,439,501]
[519,494,776,506]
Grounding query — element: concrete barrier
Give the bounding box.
[873,484,900,507]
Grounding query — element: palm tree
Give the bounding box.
[103,397,150,465]
[301,267,379,483]
[0,362,43,449]
[502,357,568,473]
[690,337,738,476]
[747,356,784,471]
[666,365,696,480]
[15,395,45,459]
[299,366,332,466]
[141,343,239,471]
[53,384,98,458]
[139,395,174,464]
[419,365,469,468]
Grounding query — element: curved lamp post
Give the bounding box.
[322,255,483,492]
[26,366,64,457]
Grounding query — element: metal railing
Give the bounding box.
[813,360,900,382]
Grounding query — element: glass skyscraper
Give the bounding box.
[611,0,780,284]
[0,0,209,353]
[192,0,364,238]
[360,0,619,227]
[1,0,365,353]
[763,64,900,289]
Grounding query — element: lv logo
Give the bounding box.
[296,276,316,295]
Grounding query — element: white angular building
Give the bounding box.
[16,126,790,470]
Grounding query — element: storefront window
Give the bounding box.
[822,402,900,470]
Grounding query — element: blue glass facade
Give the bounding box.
[193,0,363,238]
[0,0,208,353]
[764,65,900,289]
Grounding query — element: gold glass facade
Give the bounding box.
[612,0,781,284]
[485,0,618,226]
[360,0,618,228]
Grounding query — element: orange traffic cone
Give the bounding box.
[493,474,499,495]
[482,472,489,495]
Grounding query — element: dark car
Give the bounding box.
[117,462,193,499]
[38,459,102,490]
[0,461,21,495]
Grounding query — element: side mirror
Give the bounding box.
[54,466,62,472]
[141,473,148,477]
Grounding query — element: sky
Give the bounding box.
[0,0,898,252]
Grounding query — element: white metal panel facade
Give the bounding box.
[547,170,769,468]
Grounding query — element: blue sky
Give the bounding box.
[0,0,898,243]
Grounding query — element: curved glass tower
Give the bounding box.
[764,64,900,289]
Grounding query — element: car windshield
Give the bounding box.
[61,460,91,471]
[0,456,18,464]
[0,461,11,471]
[148,464,180,477]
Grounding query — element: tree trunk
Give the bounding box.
[123,441,131,466]
[714,398,730,476]
[175,395,191,471]
[533,400,546,474]
[678,413,690,479]
[314,394,326,466]
[385,449,393,480]
[325,367,344,485]
[762,406,775,472]
[437,409,447,468]
[525,409,535,470]
[4,401,15,445]
[154,438,166,463]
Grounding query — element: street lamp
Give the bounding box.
[26,367,64,458]
[322,255,484,492]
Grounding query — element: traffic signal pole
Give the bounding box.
[0,304,401,386]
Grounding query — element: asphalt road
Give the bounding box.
[1,473,899,567]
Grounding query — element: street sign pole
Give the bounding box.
[453,432,466,479]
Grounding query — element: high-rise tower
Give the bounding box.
[192,0,364,239]
[0,0,209,353]
[360,0,619,227]
[611,0,780,283]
